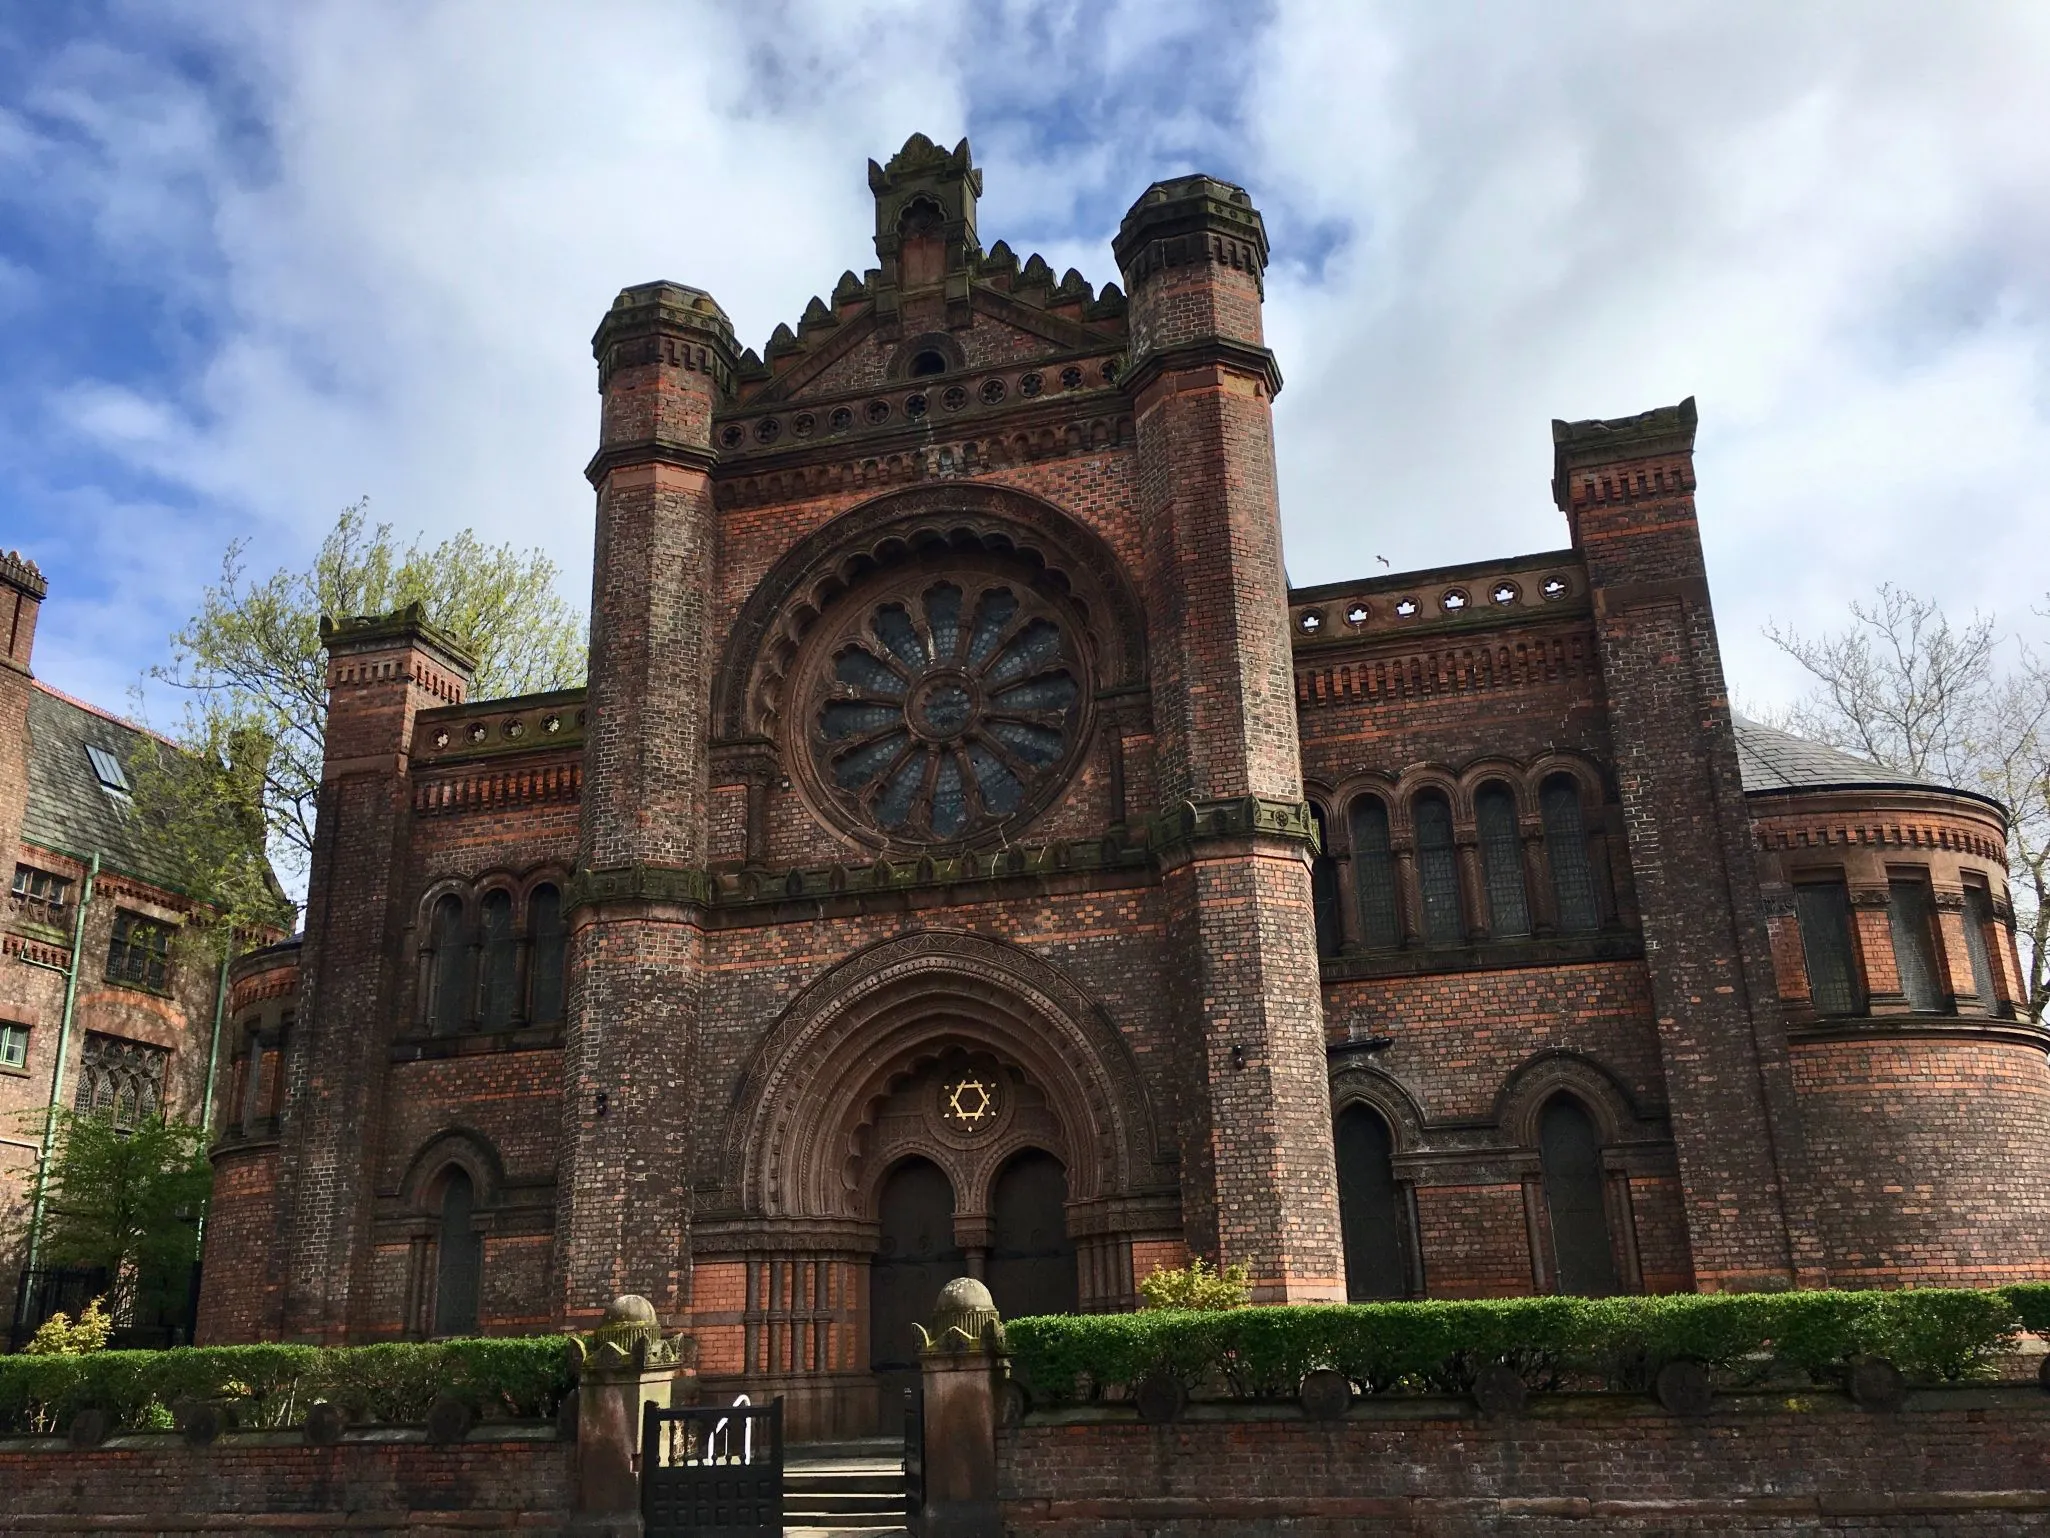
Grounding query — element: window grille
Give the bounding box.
[433,1168,482,1336]
[74,1032,169,1127]
[1540,777,1601,932]
[11,865,70,911]
[1,1022,27,1070]
[1349,798,1401,949]
[1413,793,1464,944]
[1795,881,1861,1016]
[528,885,566,1024]
[1888,878,1946,1012]
[1475,785,1529,937]
[1309,805,1343,957]
[1540,1095,1617,1296]
[1335,1104,1409,1299]
[105,911,169,990]
[477,891,517,1029]
[427,896,468,1035]
[1962,884,1999,1012]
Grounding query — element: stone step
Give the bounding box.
[785,1478,907,1492]
[786,1491,908,1512]
[785,1528,910,1538]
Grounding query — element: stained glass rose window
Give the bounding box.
[807,575,1086,846]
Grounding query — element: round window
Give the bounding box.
[798,568,1090,848]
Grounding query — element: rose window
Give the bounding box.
[809,576,1086,846]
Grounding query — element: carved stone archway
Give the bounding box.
[727,930,1162,1220]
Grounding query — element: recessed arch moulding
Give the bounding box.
[723,931,1169,1226]
[701,932,1178,1337]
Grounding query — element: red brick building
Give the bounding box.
[188,137,2045,1435]
[1,550,239,1334]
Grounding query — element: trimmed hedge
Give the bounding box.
[1008,1288,2038,1404]
[0,1337,572,1436]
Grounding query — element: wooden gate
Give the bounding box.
[641,1398,783,1538]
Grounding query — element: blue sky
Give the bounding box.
[3,1,2047,723]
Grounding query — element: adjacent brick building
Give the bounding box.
[180,136,2045,1435]
[1,550,240,1333]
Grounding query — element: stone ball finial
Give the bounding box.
[604,1295,658,1327]
[936,1277,995,1313]
[924,1275,1005,1356]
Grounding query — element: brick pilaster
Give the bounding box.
[276,608,473,1339]
[557,283,736,1328]
[1116,178,1344,1302]
[1555,400,1821,1289]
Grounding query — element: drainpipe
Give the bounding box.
[20,852,97,1298]
[200,949,230,1138]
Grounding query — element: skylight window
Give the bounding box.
[85,745,130,796]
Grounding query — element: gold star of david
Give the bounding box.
[944,1077,995,1125]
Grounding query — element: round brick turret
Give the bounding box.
[1740,716,2050,1286]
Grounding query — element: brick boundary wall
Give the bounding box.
[999,1387,2050,1535]
[0,1425,571,1536]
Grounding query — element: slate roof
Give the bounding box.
[20,683,188,892]
[1732,713,1947,797]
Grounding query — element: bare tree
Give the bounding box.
[1766,585,2048,1020]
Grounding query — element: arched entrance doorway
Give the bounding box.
[1334,1104,1408,1299]
[870,1157,963,1391]
[988,1149,1077,1319]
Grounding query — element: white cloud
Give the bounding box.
[4,0,2047,725]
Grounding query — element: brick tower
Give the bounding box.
[1115,177,1346,1302]
[276,607,473,1338]
[1553,401,1821,1289]
[556,283,738,1326]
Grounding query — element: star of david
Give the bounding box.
[944,1077,995,1126]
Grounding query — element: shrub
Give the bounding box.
[1138,1258,1250,1311]
[1005,1287,2027,1406]
[22,1297,114,1357]
[0,1336,573,1435]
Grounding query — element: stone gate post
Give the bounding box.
[571,1295,691,1537]
[916,1277,1005,1538]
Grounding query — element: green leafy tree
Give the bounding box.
[146,502,587,900]
[36,1110,212,1328]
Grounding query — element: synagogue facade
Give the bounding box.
[176,137,2045,1436]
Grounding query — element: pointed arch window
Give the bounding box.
[1309,804,1343,958]
[433,1168,482,1336]
[478,891,517,1030]
[1539,1095,1617,1296]
[528,885,566,1024]
[1349,797,1400,949]
[1475,784,1529,938]
[1412,792,1464,944]
[426,895,468,1036]
[1540,776,1602,933]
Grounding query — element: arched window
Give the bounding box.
[1412,792,1465,944]
[1541,776,1602,933]
[1335,1104,1409,1299]
[528,885,566,1025]
[1539,1095,1616,1296]
[1349,797,1400,949]
[1309,804,1343,957]
[478,891,516,1030]
[1475,784,1529,938]
[427,895,469,1036]
[433,1168,482,1336]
